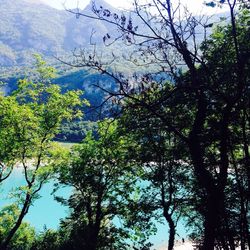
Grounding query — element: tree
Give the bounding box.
[0,204,35,250]
[31,228,64,250]
[0,55,86,249]
[120,105,191,250]
[65,1,249,249]
[55,120,142,250]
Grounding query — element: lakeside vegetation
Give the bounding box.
[0,0,249,250]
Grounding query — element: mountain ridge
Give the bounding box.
[0,0,117,66]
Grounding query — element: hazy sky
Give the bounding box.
[41,0,132,10]
[41,0,228,15]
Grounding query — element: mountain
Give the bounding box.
[0,0,117,66]
[0,0,229,139]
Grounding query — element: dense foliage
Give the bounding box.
[0,55,85,249]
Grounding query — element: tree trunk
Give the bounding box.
[202,190,221,250]
[86,192,102,250]
[242,107,250,249]
[167,219,175,250]
[163,209,176,250]
[0,195,31,250]
[188,133,219,250]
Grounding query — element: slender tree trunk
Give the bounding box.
[232,149,247,250]
[219,110,234,249]
[0,195,31,250]
[163,209,176,250]
[167,218,175,250]
[242,108,250,249]
[240,200,246,250]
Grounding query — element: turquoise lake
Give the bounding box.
[0,169,70,231]
[0,169,188,247]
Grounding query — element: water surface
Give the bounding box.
[0,168,188,247]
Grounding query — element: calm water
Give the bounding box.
[0,169,70,231]
[0,169,188,247]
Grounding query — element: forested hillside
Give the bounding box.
[0,0,115,66]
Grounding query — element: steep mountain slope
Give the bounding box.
[0,0,116,66]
